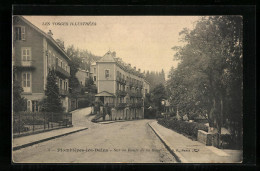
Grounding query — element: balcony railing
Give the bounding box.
[59,89,69,96]
[116,77,126,84]
[21,60,34,67]
[129,102,143,109]
[127,91,143,98]
[13,60,35,68]
[115,103,127,110]
[55,65,70,78]
[116,90,127,97]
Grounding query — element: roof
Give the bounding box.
[91,62,97,66]
[95,91,115,97]
[15,16,71,62]
[98,51,116,63]
[78,69,89,73]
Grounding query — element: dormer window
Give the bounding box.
[15,26,25,40]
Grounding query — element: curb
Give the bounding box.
[148,122,188,163]
[13,127,88,151]
[96,119,143,124]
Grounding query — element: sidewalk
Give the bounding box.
[148,121,242,163]
[13,126,88,151]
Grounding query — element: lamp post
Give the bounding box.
[161,99,166,118]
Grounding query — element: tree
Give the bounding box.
[168,16,243,148]
[66,45,82,98]
[145,69,166,91]
[13,80,27,112]
[151,83,167,113]
[43,70,63,112]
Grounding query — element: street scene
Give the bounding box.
[13,107,176,163]
[12,15,243,163]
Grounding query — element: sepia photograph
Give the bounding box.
[12,15,243,163]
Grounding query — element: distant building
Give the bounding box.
[93,51,150,120]
[90,62,97,85]
[76,69,90,86]
[12,16,71,112]
[143,79,150,96]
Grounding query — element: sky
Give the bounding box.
[23,16,200,78]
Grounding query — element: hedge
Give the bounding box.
[157,118,208,140]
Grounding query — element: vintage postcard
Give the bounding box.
[12,15,243,163]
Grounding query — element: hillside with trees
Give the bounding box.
[144,69,166,91]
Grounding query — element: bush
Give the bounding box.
[157,118,208,140]
[156,113,164,119]
[78,99,92,108]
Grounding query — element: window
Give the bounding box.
[15,26,25,40]
[56,57,58,66]
[60,79,62,89]
[53,54,55,66]
[94,76,96,81]
[105,70,110,78]
[21,48,31,61]
[27,100,31,111]
[94,68,96,74]
[22,73,30,87]
[22,72,31,92]
[32,100,39,112]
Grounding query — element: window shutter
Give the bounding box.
[21,26,25,40]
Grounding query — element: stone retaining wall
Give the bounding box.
[197,130,213,146]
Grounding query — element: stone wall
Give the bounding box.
[197,130,213,146]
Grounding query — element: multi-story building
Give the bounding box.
[143,79,150,96]
[12,16,71,112]
[90,62,97,85]
[76,69,90,86]
[92,51,150,120]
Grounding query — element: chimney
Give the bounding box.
[128,64,131,67]
[134,67,136,70]
[138,69,141,72]
[47,30,53,37]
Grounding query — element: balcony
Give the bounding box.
[129,82,134,87]
[129,102,143,109]
[13,60,35,69]
[136,92,143,98]
[115,103,127,110]
[106,103,115,108]
[127,91,143,98]
[116,77,126,84]
[21,60,34,67]
[55,65,70,78]
[116,90,127,97]
[59,89,69,96]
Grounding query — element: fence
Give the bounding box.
[13,112,72,135]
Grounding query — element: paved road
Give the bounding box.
[13,107,176,163]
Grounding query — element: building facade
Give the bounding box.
[92,51,150,120]
[13,16,71,112]
[90,62,97,85]
[76,69,90,86]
